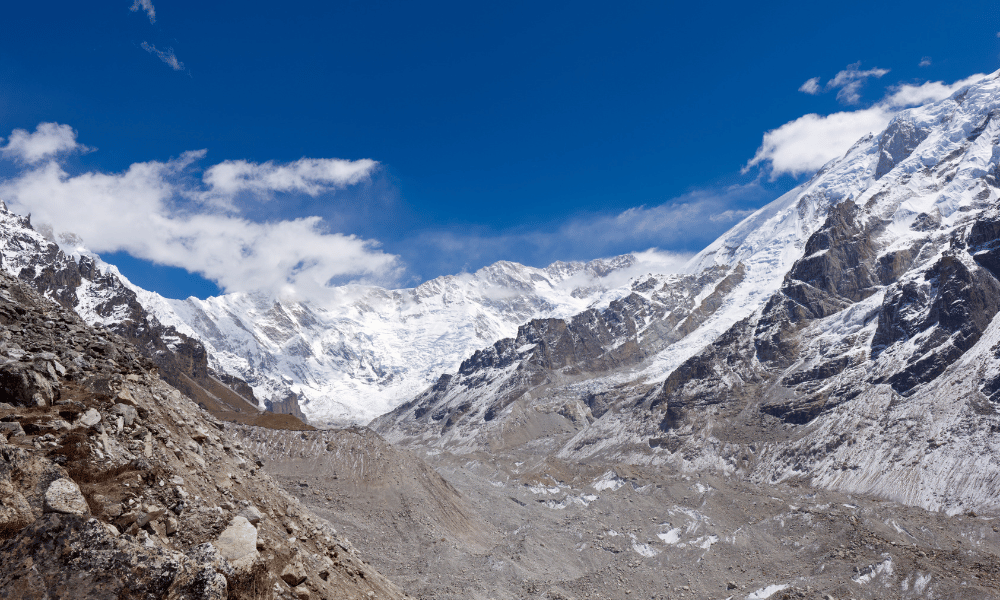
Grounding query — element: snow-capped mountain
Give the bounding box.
[375,71,1000,514]
[0,194,690,426]
[132,253,692,425]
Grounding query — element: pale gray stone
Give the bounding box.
[215,516,258,571]
[43,478,89,515]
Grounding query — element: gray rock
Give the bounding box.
[136,504,166,527]
[0,421,25,438]
[240,505,264,526]
[280,556,307,587]
[110,403,138,427]
[214,515,259,571]
[77,408,101,428]
[43,478,89,515]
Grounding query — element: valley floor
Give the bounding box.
[253,429,1000,600]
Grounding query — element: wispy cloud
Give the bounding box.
[397,183,771,280]
[0,124,395,300]
[745,72,990,178]
[919,56,932,67]
[798,77,821,95]
[826,62,890,104]
[203,158,376,203]
[1,123,92,164]
[141,41,184,71]
[130,0,156,24]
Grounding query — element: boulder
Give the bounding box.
[43,478,89,515]
[240,505,264,526]
[215,515,259,571]
[110,403,137,427]
[0,421,25,438]
[0,364,56,406]
[281,557,307,587]
[77,408,101,428]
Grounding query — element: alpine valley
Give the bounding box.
[2,72,1000,599]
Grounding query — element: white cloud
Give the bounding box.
[883,73,988,107]
[919,57,932,67]
[746,73,990,178]
[744,107,894,177]
[1,123,89,164]
[0,129,396,300]
[798,77,821,95]
[710,208,755,223]
[130,0,156,23]
[825,62,890,105]
[203,158,377,199]
[141,42,184,71]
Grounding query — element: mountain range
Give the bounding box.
[2,71,1000,521]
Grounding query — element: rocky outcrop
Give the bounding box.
[375,266,736,450]
[0,269,409,599]
[0,204,308,427]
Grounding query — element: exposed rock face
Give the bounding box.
[374,266,737,451]
[0,205,283,425]
[0,269,409,599]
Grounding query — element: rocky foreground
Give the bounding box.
[0,268,408,599]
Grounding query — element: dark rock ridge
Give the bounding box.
[375,265,739,447]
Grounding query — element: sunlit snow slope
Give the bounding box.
[133,253,687,424]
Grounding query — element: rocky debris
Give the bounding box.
[0,514,229,600]
[42,478,88,515]
[281,555,307,587]
[263,429,1000,600]
[0,269,410,600]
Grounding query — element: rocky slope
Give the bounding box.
[375,71,1000,516]
[0,268,407,599]
[0,206,278,425]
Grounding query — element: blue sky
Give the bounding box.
[1,1,999,300]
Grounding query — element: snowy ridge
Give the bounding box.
[132,253,688,424]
